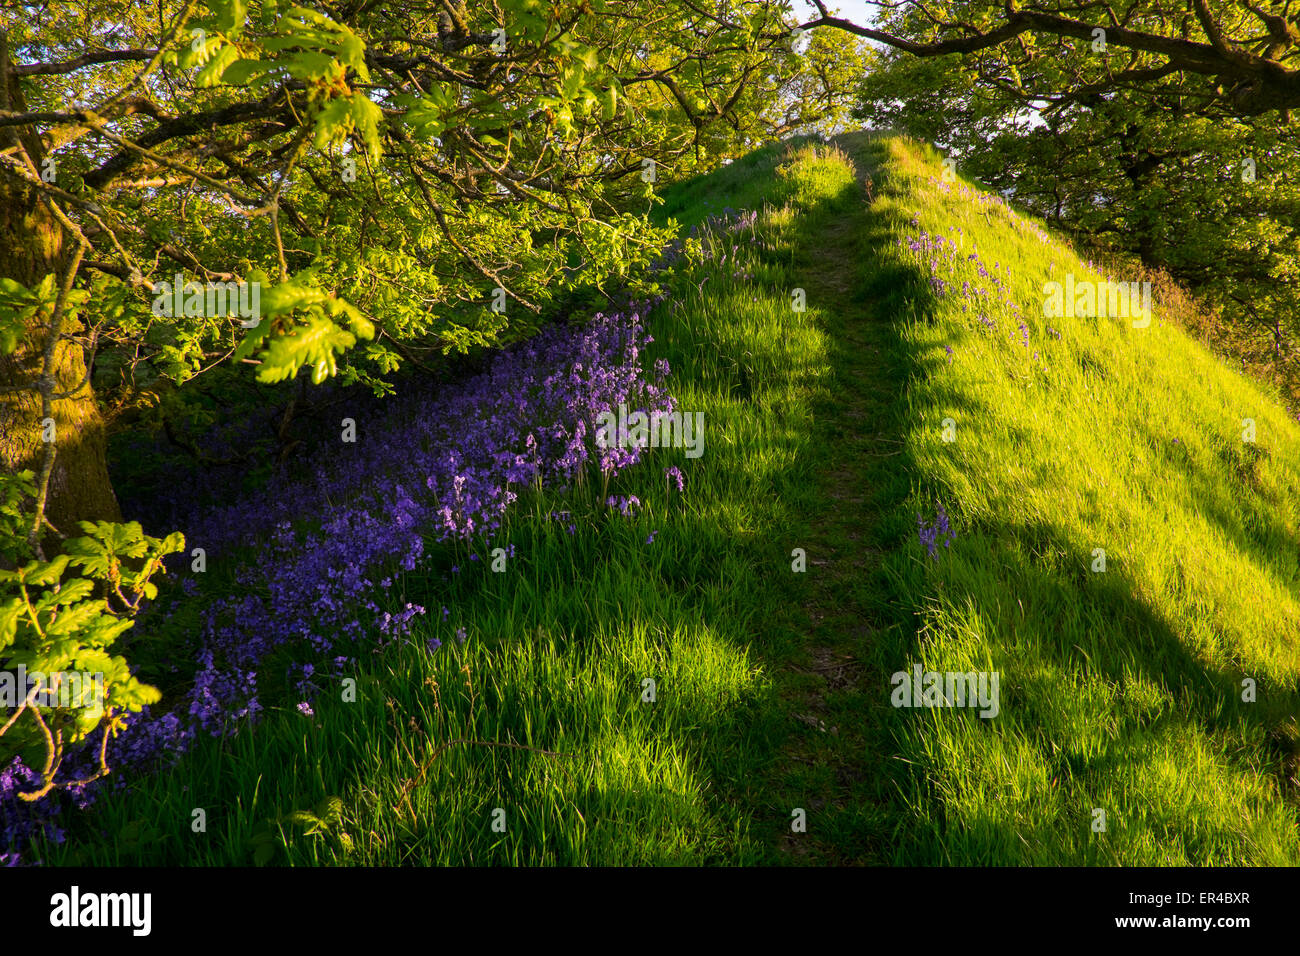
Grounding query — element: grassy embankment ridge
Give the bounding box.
[37,131,1300,866]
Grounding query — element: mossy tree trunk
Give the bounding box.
[0,31,121,540]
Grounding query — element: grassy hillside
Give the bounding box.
[34,131,1300,866]
[855,133,1300,864]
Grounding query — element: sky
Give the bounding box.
[794,0,878,26]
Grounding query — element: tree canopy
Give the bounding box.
[850,2,1300,399]
[0,0,868,543]
[804,0,1300,119]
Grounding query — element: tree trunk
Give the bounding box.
[0,30,121,539]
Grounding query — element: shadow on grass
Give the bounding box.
[39,132,1298,868]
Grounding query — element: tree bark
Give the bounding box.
[0,29,121,539]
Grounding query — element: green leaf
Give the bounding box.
[560,66,586,101]
[0,277,29,298]
[23,555,70,586]
[221,58,276,85]
[233,317,274,362]
[311,96,353,152]
[345,313,374,340]
[212,0,248,35]
[0,599,22,651]
[315,796,344,826]
[256,317,355,384]
[0,312,23,354]
[282,50,337,82]
[196,43,242,86]
[45,602,105,638]
[258,274,336,311]
[79,615,135,648]
[285,809,320,827]
[350,93,383,162]
[397,91,451,139]
[53,578,95,605]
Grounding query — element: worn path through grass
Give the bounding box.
[761,136,920,864]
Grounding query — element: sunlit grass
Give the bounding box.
[863,134,1300,865]
[37,137,856,866]
[36,132,1300,866]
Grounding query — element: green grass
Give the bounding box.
[862,134,1300,864]
[36,131,1300,866]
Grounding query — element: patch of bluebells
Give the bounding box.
[2,298,676,863]
[898,224,1014,312]
[607,494,641,517]
[290,661,322,699]
[1,724,116,862]
[167,301,675,734]
[925,176,1052,246]
[917,502,956,559]
[1,760,61,862]
[546,508,578,535]
[656,207,759,272]
[897,210,1068,368]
